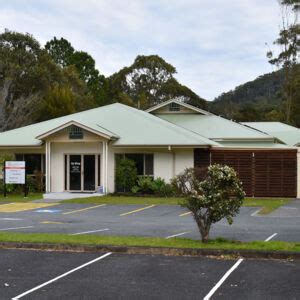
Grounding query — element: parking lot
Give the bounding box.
[0,248,299,299]
[0,201,299,242]
[0,201,299,299]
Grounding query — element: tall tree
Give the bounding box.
[267,0,299,124]
[0,30,96,130]
[45,37,74,67]
[109,55,207,109]
[45,37,108,106]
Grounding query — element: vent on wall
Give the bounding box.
[169,102,180,111]
[68,125,83,139]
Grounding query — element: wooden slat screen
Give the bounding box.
[194,149,297,198]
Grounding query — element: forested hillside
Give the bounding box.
[209,64,300,127]
[210,69,284,121]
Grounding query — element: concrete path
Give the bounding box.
[33,192,104,203]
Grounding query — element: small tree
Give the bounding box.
[172,165,245,242]
[115,158,137,192]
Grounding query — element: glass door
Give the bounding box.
[84,155,95,191]
[69,155,82,191]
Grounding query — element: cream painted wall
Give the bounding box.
[174,149,194,175]
[47,129,104,142]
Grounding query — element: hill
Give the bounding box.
[209,69,284,122]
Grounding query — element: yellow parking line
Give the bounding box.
[120,205,156,216]
[179,211,192,217]
[41,221,65,224]
[63,204,106,215]
[0,203,58,213]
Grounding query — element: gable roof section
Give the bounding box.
[36,120,119,140]
[146,99,211,115]
[158,114,275,141]
[243,122,300,146]
[0,103,220,147]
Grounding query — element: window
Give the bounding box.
[116,153,154,176]
[145,154,154,175]
[69,125,83,139]
[126,154,144,175]
[15,154,45,175]
[169,102,180,112]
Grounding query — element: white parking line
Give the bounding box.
[165,231,190,239]
[203,232,278,300]
[251,209,261,217]
[264,232,278,241]
[0,226,33,231]
[70,228,110,235]
[12,252,112,300]
[204,258,243,300]
[0,218,23,221]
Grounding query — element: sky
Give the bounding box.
[0,0,282,100]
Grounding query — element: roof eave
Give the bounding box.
[36,120,117,140]
[0,143,43,148]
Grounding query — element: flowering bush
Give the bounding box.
[172,164,245,242]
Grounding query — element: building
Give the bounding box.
[0,100,298,198]
[242,122,300,147]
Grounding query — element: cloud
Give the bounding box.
[0,0,281,100]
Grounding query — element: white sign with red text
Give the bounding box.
[5,161,26,184]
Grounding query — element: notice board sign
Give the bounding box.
[5,161,26,184]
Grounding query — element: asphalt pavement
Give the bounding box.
[1,249,299,300]
[0,201,299,242]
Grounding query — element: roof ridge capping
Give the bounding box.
[118,103,221,146]
[145,99,212,115]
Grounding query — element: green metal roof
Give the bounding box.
[0,103,220,147]
[243,122,300,146]
[158,114,274,141]
[218,141,294,149]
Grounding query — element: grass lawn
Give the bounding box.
[0,193,43,202]
[243,198,293,214]
[63,195,184,205]
[62,195,293,214]
[0,232,299,252]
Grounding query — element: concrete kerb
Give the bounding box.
[0,242,299,260]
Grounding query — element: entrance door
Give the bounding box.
[66,154,98,192]
[84,155,95,191]
[69,155,82,191]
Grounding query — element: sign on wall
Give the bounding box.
[70,161,81,173]
[5,161,26,184]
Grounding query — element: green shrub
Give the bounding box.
[151,177,175,197]
[115,158,138,192]
[134,176,154,194]
[131,176,176,197]
[0,179,15,193]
